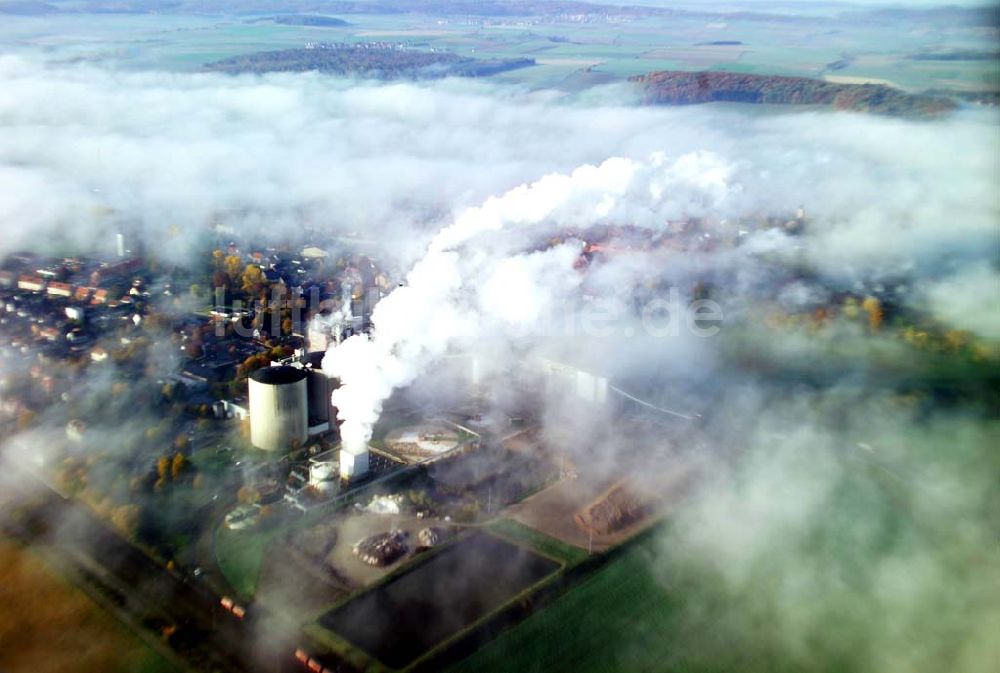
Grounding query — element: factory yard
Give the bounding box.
[318,531,561,670]
[305,511,444,588]
[507,459,701,553]
[507,476,622,553]
[219,505,442,603]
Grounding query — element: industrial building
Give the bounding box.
[268,351,337,435]
[339,446,370,480]
[538,356,610,406]
[248,366,309,451]
[301,351,336,434]
[306,313,343,354]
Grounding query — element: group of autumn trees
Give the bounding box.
[234,345,294,380]
[204,45,534,79]
[152,434,197,492]
[209,249,302,337]
[53,431,201,540]
[632,70,956,117]
[764,293,990,360]
[210,249,269,299]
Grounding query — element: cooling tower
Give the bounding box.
[249,366,308,451]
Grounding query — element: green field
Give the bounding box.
[448,425,1000,673]
[2,11,997,94]
[214,523,284,599]
[488,518,589,566]
[446,537,701,673]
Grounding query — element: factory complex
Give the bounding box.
[0,223,738,673]
[4,211,939,673]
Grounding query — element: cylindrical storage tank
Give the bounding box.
[309,459,338,492]
[302,352,333,424]
[249,366,308,451]
[309,460,337,482]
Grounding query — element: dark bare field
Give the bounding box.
[318,532,559,669]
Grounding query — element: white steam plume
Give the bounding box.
[322,151,735,452]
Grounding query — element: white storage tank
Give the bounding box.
[308,458,339,493]
[249,366,308,451]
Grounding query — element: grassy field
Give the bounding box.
[0,539,177,673]
[214,523,285,600]
[448,425,1000,673]
[445,537,700,673]
[487,518,589,566]
[215,497,347,600]
[448,521,840,673]
[189,443,233,475]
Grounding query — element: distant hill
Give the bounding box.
[840,5,999,29]
[0,0,58,14]
[631,71,958,118]
[909,49,1000,62]
[925,89,999,107]
[270,15,350,27]
[204,45,535,79]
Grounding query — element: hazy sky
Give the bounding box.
[589,0,996,7]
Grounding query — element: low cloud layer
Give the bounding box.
[0,55,997,273]
[1,49,998,673]
[922,263,1000,339]
[655,390,1000,673]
